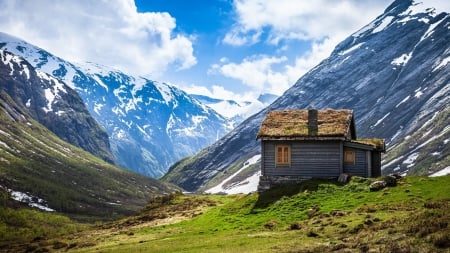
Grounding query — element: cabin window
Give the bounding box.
[276,145,291,166]
[344,150,355,164]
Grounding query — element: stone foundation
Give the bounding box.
[257,175,312,192]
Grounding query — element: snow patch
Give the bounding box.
[398,1,440,21]
[221,171,261,195]
[420,14,446,43]
[91,75,109,92]
[42,88,55,113]
[430,167,450,177]
[382,155,404,170]
[339,43,364,56]
[94,102,105,115]
[372,16,394,33]
[415,90,423,98]
[7,188,55,212]
[391,53,412,66]
[433,56,450,72]
[205,154,261,194]
[154,82,174,104]
[373,112,390,127]
[396,96,410,108]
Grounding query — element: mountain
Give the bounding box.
[162,0,450,192]
[0,49,114,163]
[0,50,177,220]
[0,33,232,178]
[191,93,278,126]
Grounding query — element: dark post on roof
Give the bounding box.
[308,109,318,136]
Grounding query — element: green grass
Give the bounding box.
[17,175,448,253]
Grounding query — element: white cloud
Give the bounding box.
[285,37,342,82]
[226,0,393,46]
[180,83,257,102]
[0,0,196,77]
[223,27,262,46]
[209,55,290,95]
[215,0,392,97]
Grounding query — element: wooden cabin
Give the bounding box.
[256,109,385,191]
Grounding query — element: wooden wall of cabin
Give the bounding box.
[262,140,341,178]
[371,151,382,177]
[343,148,369,177]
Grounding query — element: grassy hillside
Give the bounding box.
[0,91,178,222]
[6,175,448,252]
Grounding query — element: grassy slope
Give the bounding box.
[0,92,177,222]
[13,175,449,253]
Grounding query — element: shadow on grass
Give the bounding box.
[253,179,343,209]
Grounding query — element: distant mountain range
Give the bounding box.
[162,0,450,192]
[0,33,235,177]
[191,93,278,126]
[0,50,177,219]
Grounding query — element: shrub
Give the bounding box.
[430,232,450,248]
[289,222,301,230]
[264,220,279,229]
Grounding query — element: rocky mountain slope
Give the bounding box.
[163,0,450,192]
[0,50,177,219]
[0,49,114,163]
[0,33,232,177]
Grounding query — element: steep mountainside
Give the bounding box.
[163,0,450,192]
[0,50,114,163]
[0,34,232,177]
[0,50,177,220]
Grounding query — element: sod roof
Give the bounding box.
[257,109,354,139]
[353,139,386,151]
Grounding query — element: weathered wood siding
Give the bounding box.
[262,141,341,178]
[343,148,368,177]
[371,152,382,177]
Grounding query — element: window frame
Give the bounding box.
[344,150,356,164]
[275,144,291,167]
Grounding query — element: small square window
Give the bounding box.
[344,150,355,164]
[276,145,291,166]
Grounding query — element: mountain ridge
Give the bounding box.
[0,49,114,163]
[0,33,233,177]
[0,50,178,219]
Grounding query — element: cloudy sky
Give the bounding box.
[0,0,400,101]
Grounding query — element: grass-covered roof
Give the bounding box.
[353,139,386,151]
[257,109,354,139]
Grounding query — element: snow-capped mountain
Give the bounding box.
[0,33,233,177]
[0,49,114,163]
[163,0,450,192]
[190,93,278,126]
[0,50,177,217]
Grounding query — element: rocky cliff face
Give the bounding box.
[163,0,450,191]
[0,34,233,177]
[0,49,114,163]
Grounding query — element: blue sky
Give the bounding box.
[0,0,402,101]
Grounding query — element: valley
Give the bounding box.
[2,176,449,252]
[0,0,449,252]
